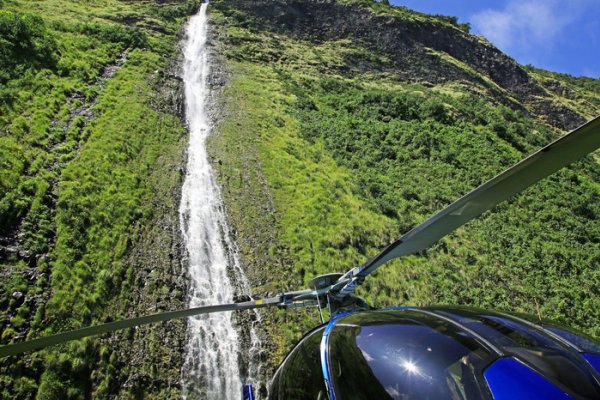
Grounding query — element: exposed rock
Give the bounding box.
[529,99,587,130]
[215,0,586,130]
[11,291,23,301]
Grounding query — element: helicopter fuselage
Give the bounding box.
[266,306,600,400]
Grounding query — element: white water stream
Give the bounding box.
[180,4,261,399]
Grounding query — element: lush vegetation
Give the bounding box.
[208,0,600,378]
[0,0,598,396]
[293,77,599,330]
[0,0,195,398]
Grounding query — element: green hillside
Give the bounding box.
[0,0,598,398]
[206,0,600,377]
[0,0,195,397]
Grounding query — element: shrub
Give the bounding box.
[0,10,57,83]
[36,370,67,400]
[79,23,147,49]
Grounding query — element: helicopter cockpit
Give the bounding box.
[269,307,600,400]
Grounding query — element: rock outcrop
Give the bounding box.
[218,0,586,130]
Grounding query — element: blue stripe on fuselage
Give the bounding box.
[320,312,353,400]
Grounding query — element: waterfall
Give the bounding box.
[180,3,261,399]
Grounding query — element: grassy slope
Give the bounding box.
[208,0,600,378]
[0,0,195,398]
[0,0,597,395]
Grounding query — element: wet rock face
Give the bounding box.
[215,0,586,130]
[153,58,186,122]
[105,40,189,399]
[111,196,188,398]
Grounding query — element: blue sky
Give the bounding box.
[392,0,600,78]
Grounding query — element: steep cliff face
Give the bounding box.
[218,0,589,130]
[106,55,189,398]
[0,0,195,398]
[207,0,600,380]
[1,0,598,397]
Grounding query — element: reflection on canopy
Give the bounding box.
[327,311,492,400]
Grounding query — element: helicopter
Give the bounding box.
[0,116,599,399]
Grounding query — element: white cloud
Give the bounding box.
[471,0,589,56]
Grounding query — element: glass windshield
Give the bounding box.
[545,326,600,354]
[511,312,600,355]
[270,326,327,400]
[435,308,600,399]
[327,311,492,400]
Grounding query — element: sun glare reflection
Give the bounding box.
[402,360,419,374]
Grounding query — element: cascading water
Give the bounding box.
[180,3,261,399]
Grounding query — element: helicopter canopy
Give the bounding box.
[280,307,600,400]
[326,310,491,399]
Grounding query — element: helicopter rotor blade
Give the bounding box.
[4,116,597,356]
[334,115,600,299]
[0,290,317,358]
